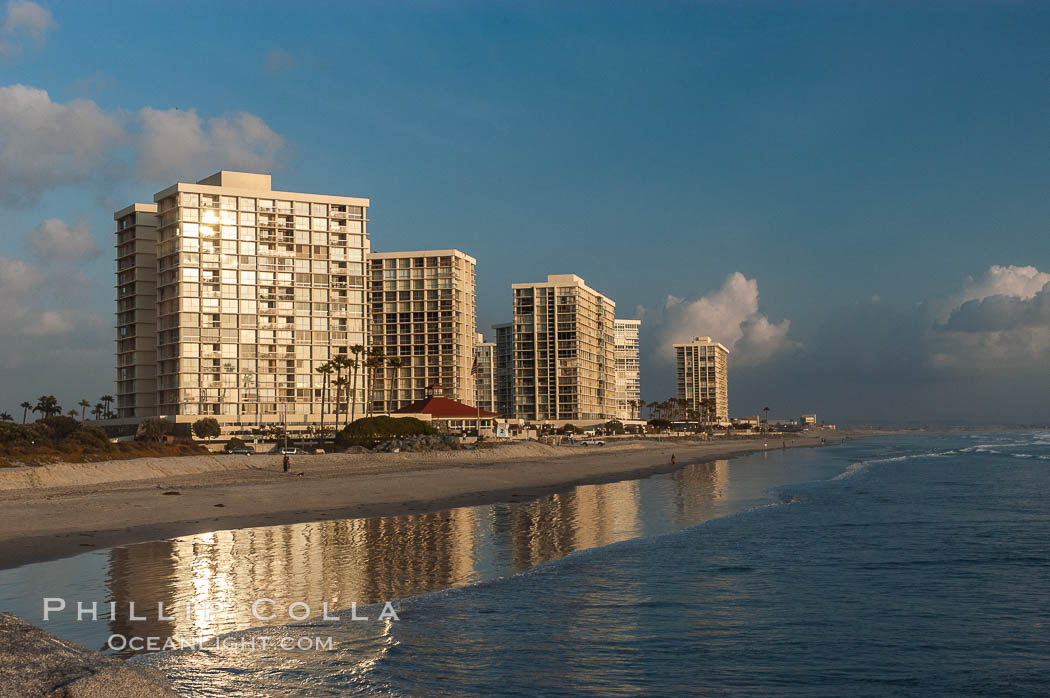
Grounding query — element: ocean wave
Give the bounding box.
[832,454,923,480]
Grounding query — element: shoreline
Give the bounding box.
[0,429,879,571]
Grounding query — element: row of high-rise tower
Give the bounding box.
[115,171,645,430]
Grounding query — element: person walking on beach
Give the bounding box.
[283,454,290,473]
[671,454,676,466]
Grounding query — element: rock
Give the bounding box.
[0,612,178,697]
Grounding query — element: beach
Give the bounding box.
[0,429,860,571]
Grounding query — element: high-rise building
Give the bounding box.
[114,204,159,418]
[673,336,730,424]
[493,322,515,418]
[511,274,616,422]
[116,171,370,427]
[613,318,641,420]
[367,250,476,412]
[474,333,496,415]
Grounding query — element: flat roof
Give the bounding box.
[511,274,614,305]
[370,249,477,264]
[114,202,158,219]
[152,171,369,207]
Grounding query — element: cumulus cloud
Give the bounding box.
[0,84,288,205]
[27,218,99,261]
[930,266,1050,374]
[136,107,286,182]
[0,0,55,55]
[939,264,1050,321]
[647,272,799,367]
[0,256,68,334]
[0,84,124,205]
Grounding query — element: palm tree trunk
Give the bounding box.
[349,364,357,426]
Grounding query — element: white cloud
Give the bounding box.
[28,218,99,261]
[0,1,54,54]
[0,84,124,205]
[939,264,1050,321]
[0,84,288,205]
[649,272,798,367]
[0,255,104,339]
[0,255,39,295]
[930,266,1050,374]
[136,108,286,182]
[4,0,53,39]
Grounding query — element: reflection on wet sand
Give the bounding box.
[105,459,731,654]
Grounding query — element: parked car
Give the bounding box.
[280,447,301,455]
[228,445,255,455]
[580,439,606,447]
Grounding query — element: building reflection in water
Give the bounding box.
[106,458,732,653]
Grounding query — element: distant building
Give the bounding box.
[614,319,641,420]
[368,250,477,412]
[474,333,497,415]
[674,336,730,424]
[493,323,515,418]
[116,171,370,426]
[114,203,160,418]
[800,414,817,425]
[511,274,616,422]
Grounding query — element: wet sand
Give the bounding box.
[0,430,868,571]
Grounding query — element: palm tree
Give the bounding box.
[78,399,91,424]
[330,354,350,427]
[68,409,77,417]
[386,356,403,412]
[344,355,359,426]
[20,401,31,424]
[100,395,115,419]
[0,412,12,422]
[33,395,61,419]
[333,376,348,427]
[348,344,365,425]
[93,403,104,420]
[763,406,771,428]
[317,362,333,445]
[364,347,386,417]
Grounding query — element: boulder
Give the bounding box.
[0,612,178,696]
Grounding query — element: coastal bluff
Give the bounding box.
[0,613,176,697]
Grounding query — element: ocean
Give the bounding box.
[4,432,1050,695]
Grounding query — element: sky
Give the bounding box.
[0,0,1048,425]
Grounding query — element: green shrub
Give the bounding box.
[224,437,247,452]
[334,416,437,449]
[38,415,80,440]
[604,420,625,435]
[192,417,221,439]
[557,423,580,435]
[64,426,113,450]
[0,422,44,445]
[136,417,172,442]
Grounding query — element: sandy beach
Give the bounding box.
[0,429,869,571]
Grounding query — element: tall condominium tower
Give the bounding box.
[493,322,514,418]
[114,204,160,418]
[673,336,730,424]
[116,171,370,427]
[613,318,641,420]
[367,250,476,412]
[474,333,497,415]
[511,274,616,422]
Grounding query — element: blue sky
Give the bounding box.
[1,0,1048,424]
